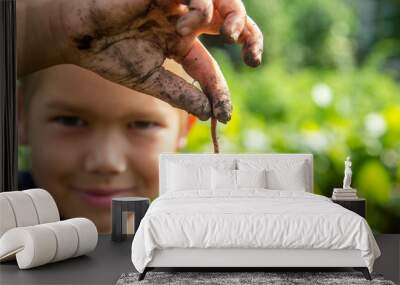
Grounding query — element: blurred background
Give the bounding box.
[183,0,400,233]
[18,0,399,233]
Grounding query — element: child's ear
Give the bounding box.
[177,137,187,149]
[187,114,197,130]
[17,87,29,145]
[176,114,196,150]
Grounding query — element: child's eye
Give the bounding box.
[53,116,87,127]
[128,121,160,130]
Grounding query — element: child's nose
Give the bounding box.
[84,133,127,175]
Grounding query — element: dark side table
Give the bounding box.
[331,198,366,218]
[112,197,150,242]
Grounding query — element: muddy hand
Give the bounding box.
[59,0,263,123]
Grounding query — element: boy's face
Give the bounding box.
[18,64,190,233]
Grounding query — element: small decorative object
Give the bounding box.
[332,157,358,200]
[343,156,352,190]
[112,197,150,242]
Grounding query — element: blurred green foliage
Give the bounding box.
[183,0,400,233]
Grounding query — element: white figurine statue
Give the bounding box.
[343,156,352,190]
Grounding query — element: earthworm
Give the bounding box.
[211,117,219,153]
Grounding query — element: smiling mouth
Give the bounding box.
[74,187,136,208]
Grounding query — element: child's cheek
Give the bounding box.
[126,132,177,199]
[30,125,84,180]
[30,135,80,183]
[128,141,159,178]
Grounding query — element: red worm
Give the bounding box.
[211,117,219,153]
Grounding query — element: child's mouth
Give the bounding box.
[76,188,135,208]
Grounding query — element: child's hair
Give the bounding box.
[18,73,42,113]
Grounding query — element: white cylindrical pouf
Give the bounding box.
[66,218,98,257]
[23,189,60,224]
[1,192,39,227]
[0,196,17,237]
[0,226,57,269]
[42,221,79,262]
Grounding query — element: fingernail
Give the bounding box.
[255,53,262,65]
[218,111,231,124]
[216,107,232,124]
[231,31,240,42]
